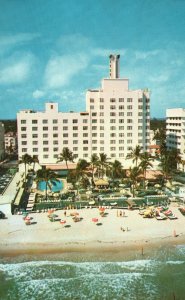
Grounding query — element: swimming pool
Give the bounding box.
[38,180,63,192]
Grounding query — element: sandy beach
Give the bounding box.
[0,204,185,256]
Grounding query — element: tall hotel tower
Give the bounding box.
[17,55,150,166]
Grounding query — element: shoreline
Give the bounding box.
[1,234,185,258]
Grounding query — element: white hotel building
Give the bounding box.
[166,108,185,154]
[17,55,150,166]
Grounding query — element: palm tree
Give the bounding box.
[31,155,39,173]
[19,153,32,182]
[110,160,123,182]
[57,147,74,170]
[99,153,110,178]
[127,145,142,167]
[90,154,99,182]
[129,166,141,197]
[139,152,153,188]
[36,167,58,200]
[76,159,89,180]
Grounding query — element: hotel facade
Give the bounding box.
[166,108,185,154]
[17,55,150,166]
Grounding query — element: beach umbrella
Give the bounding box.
[60,220,66,227]
[92,218,98,223]
[99,207,105,212]
[24,216,31,221]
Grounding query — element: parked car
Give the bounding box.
[0,211,6,219]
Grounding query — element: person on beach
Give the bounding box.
[120,211,122,217]
[64,211,66,217]
[120,226,125,231]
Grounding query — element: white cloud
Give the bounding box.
[32,89,45,99]
[0,53,35,85]
[134,50,161,60]
[44,53,89,88]
[0,33,40,52]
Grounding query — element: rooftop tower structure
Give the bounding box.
[109,54,120,79]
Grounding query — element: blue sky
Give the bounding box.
[0,0,185,119]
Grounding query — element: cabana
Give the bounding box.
[94,179,109,189]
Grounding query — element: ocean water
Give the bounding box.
[0,246,185,300]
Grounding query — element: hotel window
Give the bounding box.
[119,105,124,110]
[83,154,88,158]
[110,105,116,110]
[21,120,26,124]
[92,133,97,137]
[83,140,88,144]
[92,126,97,130]
[43,141,48,145]
[53,119,58,124]
[138,105,143,109]
[100,140,104,144]
[31,134,37,138]
[138,112,143,116]
[138,126,142,130]
[92,140,97,144]
[43,127,48,131]
[53,154,58,158]
[110,147,116,151]
[92,119,97,123]
[53,148,58,152]
[119,147,124,151]
[110,133,116,137]
[63,126,68,130]
[33,148,38,152]
[73,140,78,144]
[73,154,78,159]
[138,119,143,123]
[22,148,27,152]
[42,119,48,124]
[21,134,27,138]
[139,139,143,143]
[119,153,124,157]
[110,126,116,130]
[100,147,104,152]
[138,98,143,102]
[110,112,116,116]
[73,147,78,151]
[100,105,104,110]
[110,140,116,144]
[32,141,38,145]
[119,140,124,144]
[127,140,132,144]
[63,119,68,123]
[32,120,37,124]
[73,119,78,123]
[43,148,49,152]
[127,133,132,137]
[83,126,88,130]
[138,133,143,136]
[127,112,132,116]
[90,98,94,103]
[83,147,88,151]
[43,155,49,159]
[53,141,58,144]
[92,147,97,151]
[21,127,26,131]
[83,119,88,123]
[43,134,48,138]
[100,133,104,137]
[100,119,104,123]
[21,141,27,145]
[127,119,132,123]
[63,141,68,144]
[119,126,124,130]
[127,126,132,130]
[119,119,124,123]
[100,98,104,102]
[127,105,132,109]
[119,98,124,102]
[119,112,124,116]
[83,133,88,137]
[100,112,104,116]
[110,119,116,123]
[119,133,124,137]
[90,105,94,110]
[110,98,116,103]
[63,133,68,137]
[73,133,78,137]
[92,112,97,116]
[127,98,132,102]
[100,126,104,130]
[32,127,38,131]
[53,126,58,131]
